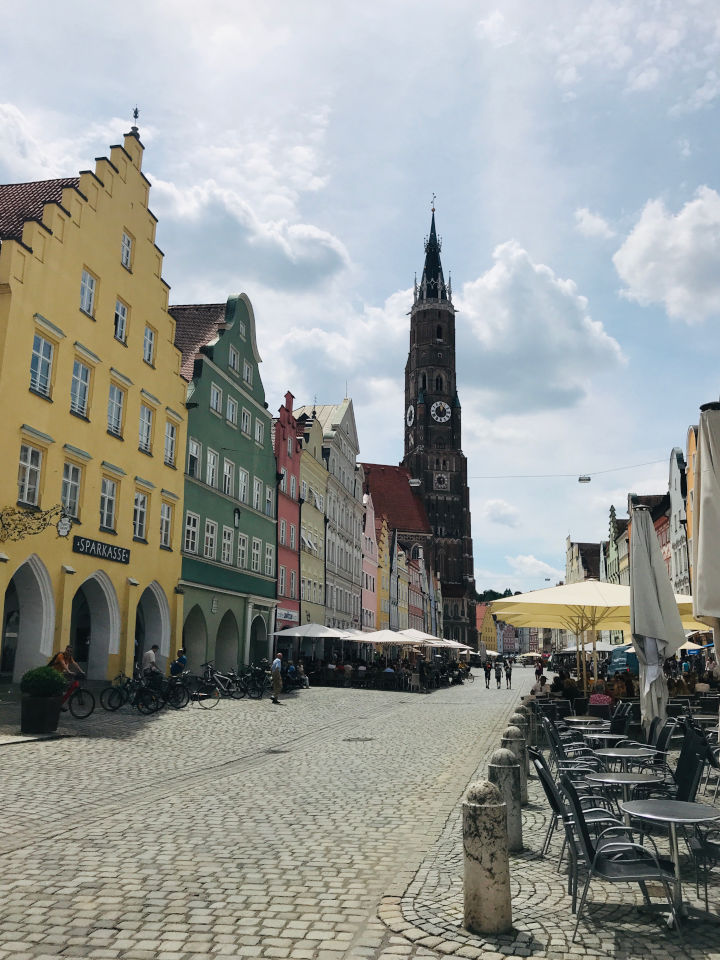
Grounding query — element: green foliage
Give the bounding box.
[476,587,514,602]
[20,666,67,697]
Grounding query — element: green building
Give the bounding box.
[170,294,277,670]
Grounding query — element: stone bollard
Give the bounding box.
[516,703,534,745]
[462,780,513,935]
[488,748,523,852]
[508,713,530,776]
[501,725,528,805]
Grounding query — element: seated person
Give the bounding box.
[611,672,626,699]
[675,675,690,695]
[588,681,613,706]
[297,662,310,688]
[530,676,549,697]
[623,671,636,698]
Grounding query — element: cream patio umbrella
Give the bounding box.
[693,402,720,641]
[630,504,686,734]
[490,580,704,690]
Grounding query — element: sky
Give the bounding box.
[3,0,720,593]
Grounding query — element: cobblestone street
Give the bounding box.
[1,670,717,960]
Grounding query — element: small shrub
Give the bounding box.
[20,666,67,697]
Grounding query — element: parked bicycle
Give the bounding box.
[62,674,96,719]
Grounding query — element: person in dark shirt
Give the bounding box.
[169,648,187,676]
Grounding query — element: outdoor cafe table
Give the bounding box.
[564,716,610,727]
[621,799,720,921]
[594,747,655,771]
[584,771,664,821]
[582,731,628,747]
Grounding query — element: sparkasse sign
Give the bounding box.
[72,536,131,564]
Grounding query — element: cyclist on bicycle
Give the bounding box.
[49,645,83,680]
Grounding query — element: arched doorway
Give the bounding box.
[215,610,239,671]
[69,572,120,680]
[182,604,207,674]
[248,614,268,664]
[134,582,171,673]
[1,555,54,683]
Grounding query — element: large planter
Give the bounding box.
[20,695,63,735]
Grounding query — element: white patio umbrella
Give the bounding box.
[398,628,443,645]
[693,402,720,643]
[271,623,347,638]
[630,504,686,734]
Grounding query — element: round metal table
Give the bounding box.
[595,747,655,771]
[621,799,720,919]
[584,771,664,818]
[564,716,610,726]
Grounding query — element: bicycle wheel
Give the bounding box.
[136,688,160,714]
[167,684,190,710]
[246,679,263,700]
[68,688,96,719]
[230,679,246,700]
[466,672,475,683]
[100,686,119,711]
[197,683,220,709]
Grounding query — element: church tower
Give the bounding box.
[402,208,477,647]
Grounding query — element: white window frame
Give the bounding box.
[107,383,125,437]
[100,476,117,530]
[279,519,286,545]
[143,325,156,365]
[290,524,296,550]
[133,491,148,540]
[290,475,297,500]
[184,511,199,553]
[70,359,90,417]
[243,360,252,384]
[226,396,238,425]
[114,299,127,342]
[265,543,275,577]
[229,345,240,374]
[164,421,176,466]
[30,334,54,397]
[121,232,133,269]
[287,436,293,457]
[223,459,235,497]
[280,467,287,493]
[206,449,218,487]
[160,502,172,548]
[301,480,307,501]
[237,532,248,568]
[290,570,296,599]
[238,468,249,503]
[61,461,82,519]
[18,443,42,506]
[253,477,262,511]
[265,486,274,517]
[139,404,153,453]
[251,537,261,572]
[210,383,222,414]
[241,408,251,434]
[204,519,217,559]
[255,419,264,445]
[80,269,96,315]
[221,526,234,565]
[279,566,286,596]
[188,438,201,478]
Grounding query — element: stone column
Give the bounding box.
[501,725,528,804]
[463,780,513,935]
[488,748,523,852]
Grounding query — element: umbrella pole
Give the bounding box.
[582,630,589,694]
[575,633,581,682]
[590,628,598,685]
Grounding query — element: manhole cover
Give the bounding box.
[343,737,375,742]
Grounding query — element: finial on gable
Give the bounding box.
[130,105,140,139]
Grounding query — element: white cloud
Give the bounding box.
[457,241,625,413]
[476,11,517,48]
[613,186,720,323]
[482,500,520,527]
[574,207,615,239]
[506,554,564,582]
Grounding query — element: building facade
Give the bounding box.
[274,391,301,632]
[296,411,327,628]
[0,127,186,682]
[669,446,690,594]
[361,491,378,630]
[401,211,476,646]
[375,515,390,630]
[686,425,698,592]
[170,294,277,671]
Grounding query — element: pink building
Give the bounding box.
[273,391,301,634]
[407,555,424,631]
[361,492,378,630]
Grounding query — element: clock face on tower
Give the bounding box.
[434,473,449,490]
[431,401,451,423]
[406,404,415,426]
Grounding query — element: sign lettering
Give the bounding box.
[72,536,131,564]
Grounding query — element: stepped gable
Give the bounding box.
[360,462,431,535]
[0,177,80,242]
[169,303,227,381]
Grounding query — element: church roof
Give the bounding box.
[360,463,432,536]
[169,302,227,381]
[0,177,80,242]
[417,210,450,303]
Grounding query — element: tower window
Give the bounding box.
[421,374,426,390]
[435,375,443,391]
[436,325,443,340]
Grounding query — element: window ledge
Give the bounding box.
[159,544,173,552]
[164,460,177,470]
[143,359,155,369]
[114,336,128,348]
[79,308,96,321]
[69,409,90,422]
[107,429,124,441]
[133,536,148,544]
[99,526,117,536]
[29,387,52,402]
[138,447,153,457]
[16,500,40,511]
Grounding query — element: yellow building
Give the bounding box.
[479,605,497,652]
[686,424,698,592]
[297,411,328,629]
[0,125,186,682]
[376,516,390,630]
[397,545,409,630]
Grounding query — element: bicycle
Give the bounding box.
[200,662,244,700]
[188,668,221,709]
[62,674,96,719]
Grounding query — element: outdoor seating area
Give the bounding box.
[526,695,720,939]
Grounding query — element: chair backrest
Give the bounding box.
[647,715,662,746]
[609,714,630,735]
[674,721,708,802]
[530,748,565,817]
[654,718,677,754]
[573,696,588,716]
[560,774,596,865]
[588,703,612,720]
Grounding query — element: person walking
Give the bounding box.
[484,660,492,689]
[494,660,503,689]
[505,660,512,689]
[271,651,283,704]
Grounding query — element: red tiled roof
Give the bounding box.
[169,303,227,381]
[0,177,80,242]
[360,463,431,535]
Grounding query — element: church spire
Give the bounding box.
[416,204,451,304]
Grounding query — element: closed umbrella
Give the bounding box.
[693,402,720,642]
[630,504,686,734]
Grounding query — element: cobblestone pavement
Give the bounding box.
[0,671,715,960]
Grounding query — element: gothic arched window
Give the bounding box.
[421,373,427,390]
[435,375,443,391]
[436,325,443,340]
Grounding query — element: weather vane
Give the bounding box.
[133,106,139,123]
[431,192,436,213]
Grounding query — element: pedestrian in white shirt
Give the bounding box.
[271,652,283,704]
[142,644,160,677]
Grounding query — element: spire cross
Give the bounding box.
[431,193,436,213]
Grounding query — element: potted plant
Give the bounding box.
[20,666,67,734]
